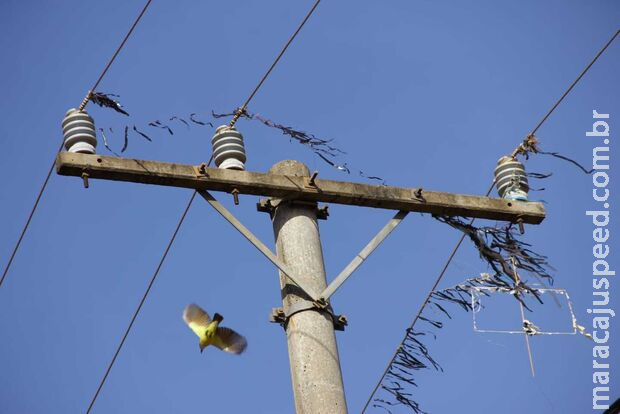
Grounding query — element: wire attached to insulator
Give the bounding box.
[78,0,154,111]
[228,0,322,128]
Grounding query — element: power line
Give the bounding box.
[229,0,322,127]
[361,28,619,413]
[86,191,196,414]
[0,142,63,289]
[530,28,619,136]
[0,0,154,291]
[79,0,154,111]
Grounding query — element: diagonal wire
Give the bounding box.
[0,141,63,289]
[529,28,619,136]
[229,0,322,127]
[85,190,196,414]
[0,0,154,291]
[361,28,619,413]
[79,0,154,111]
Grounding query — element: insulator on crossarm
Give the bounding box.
[211,125,247,170]
[62,108,97,154]
[494,156,529,201]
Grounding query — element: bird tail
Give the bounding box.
[213,313,224,323]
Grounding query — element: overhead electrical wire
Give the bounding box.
[0,0,154,290]
[529,28,619,137]
[229,0,322,127]
[78,0,154,112]
[0,150,61,289]
[360,28,619,413]
[85,191,196,414]
[86,1,323,411]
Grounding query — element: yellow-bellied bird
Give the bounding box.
[183,304,247,354]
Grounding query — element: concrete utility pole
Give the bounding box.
[55,151,547,414]
[269,160,347,414]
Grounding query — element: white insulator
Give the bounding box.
[494,156,529,201]
[211,125,247,170]
[62,108,97,154]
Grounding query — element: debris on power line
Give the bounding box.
[74,92,386,183]
[365,128,599,413]
[170,116,190,129]
[375,219,550,413]
[494,132,592,202]
[213,109,385,183]
[538,150,594,174]
[433,217,553,304]
[527,171,553,180]
[90,100,385,182]
[90,92,129,116]
[189,113,213,127]
[148,120,174,135]
[99,128,119,156]
[372,214,595,412]
[374,273,593,414]
[122,126,129,153]
[374,275,493,414]
[133,125,152,142]
[212,109,345,159]
[512,133,593,175]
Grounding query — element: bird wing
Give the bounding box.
[183,304,211,338]
[213,327,247,354]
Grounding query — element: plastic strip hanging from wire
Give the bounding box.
[370,216,591,414]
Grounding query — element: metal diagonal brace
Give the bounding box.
[318,210,408,302]
[197,190,319,301]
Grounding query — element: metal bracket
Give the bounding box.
[516,216,525,234]
[303,171,320,192]
[195,163,210,177]
[317,205,329,220]
[231,188,240,205]
[81,169,90,189]
[201,190,404,330]
[269,302,348,331]
[257,198,329,220]
[412,188,424,202]
[197,190,319,301]
[318,210,408,302]
[258,205,406,303]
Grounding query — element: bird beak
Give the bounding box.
[200,347,204,354]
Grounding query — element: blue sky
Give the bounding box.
[0,1,618,413]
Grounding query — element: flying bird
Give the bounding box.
[182,304,247,354]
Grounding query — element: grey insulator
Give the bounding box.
[62,108,97,154]
[211,125,247,170]
[494,156,529,201]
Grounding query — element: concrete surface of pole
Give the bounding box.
[270,160,348,414]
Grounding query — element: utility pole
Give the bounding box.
[55,151,546,413]
[268,160,347,414]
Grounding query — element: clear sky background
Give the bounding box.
[0,1,618,413]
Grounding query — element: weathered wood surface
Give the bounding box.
[56,153,545,224]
